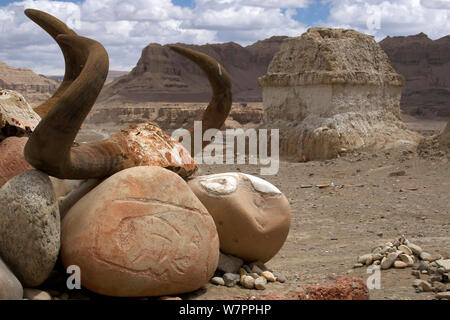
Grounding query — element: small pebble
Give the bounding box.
[394,261,408,269]
[398,245,413,256]
[261,271,276,282]
[273,272,286,283]
[248,273,260,279]
[241,276,255,289]
[254,277,267,290]
[210,277,225,286]
[407,243,423,255]
[23,289,52,301]
[412,279,433,292]
[411,270,421,279]
[435,292,450,300]
[223,273,240,287]
[432,282,447,293]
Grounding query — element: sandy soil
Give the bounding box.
[179,116,449,300]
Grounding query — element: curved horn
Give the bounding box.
[24,11,126,179]
[24,9,82,118]
[168,45,232,153]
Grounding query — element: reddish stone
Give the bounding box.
[61,166,219,297]
[255,277,369,300]
[110,122,198,178]
[0,137,33,187]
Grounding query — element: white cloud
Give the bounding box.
[421,0,450,9]
[326,0,450,41]
[0,0,309,74]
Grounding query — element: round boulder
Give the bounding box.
[188,173,291,263]
[0,170,60,287]
[61,166,219,297]
[0,137,33,187]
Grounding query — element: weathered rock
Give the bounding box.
[432,282,447,293]
[273,271,286,283]
[413,261,429,271]
[412,279,433,292]
[61,166,219,297]
[188,173,290,262]
[398,245,413,256]
[421,252,442,262]
[394,261,408,269]
[436,292,450,300]
[210,277,225,286]
[406,242,423,256]
[436,259,450,272]
[0,89,41,142]
[241,275,255,289]
[23,289,52,300]
[0,170,60,287]
[258,27,420,161]
[381,253,399,270]
[255,277,267,290]
[0,137,33,187]
[261,271,277,282]
[217,252,243,274]
[0,258,23,300]
[357,254,373,264]
[399,254,415,267]
[223,273,240,287]
[411,270,421,279]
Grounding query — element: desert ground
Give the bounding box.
[70,104,450,301]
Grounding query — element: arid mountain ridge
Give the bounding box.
[1,32,449,117]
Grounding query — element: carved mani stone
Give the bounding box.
[60,166,219,297]
[188,173,291,263]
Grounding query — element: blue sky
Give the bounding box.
[0,0,449,74]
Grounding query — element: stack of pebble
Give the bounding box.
[210,252,286,291]
[355,235,449,300]
[411,259,449,300]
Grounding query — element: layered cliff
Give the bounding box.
[98,36,287,103]
[0,61,58,106]
[380,33,450,117]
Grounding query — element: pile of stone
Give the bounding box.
[0,92,292,299]
[355,235,449,300]
[411,259,449,300]
[210,252,286,291]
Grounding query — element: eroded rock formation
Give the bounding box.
[258,28,421,161]
[0,62,58,106]
[98,36,287,103]
[380,33,450,117]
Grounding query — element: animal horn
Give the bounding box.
[168,45,232,153]
[24,10,124,179]
[23,10,231,179]
[24,9,81,118]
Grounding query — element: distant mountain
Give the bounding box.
[44,70,129,84]
[0,61,58,105]
[380,33,450,117]
[97,36,288,104]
